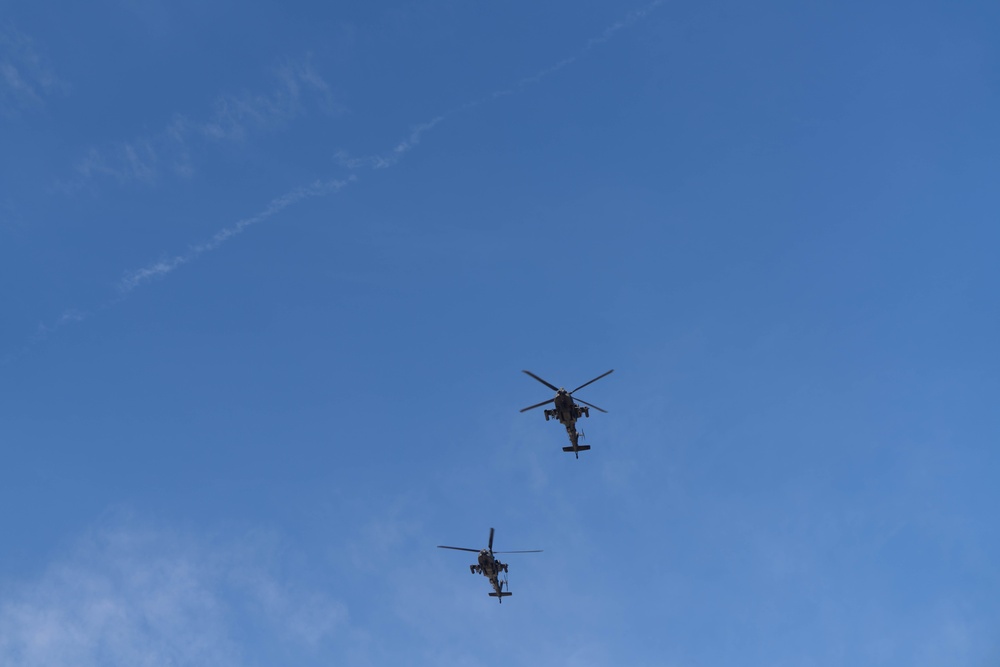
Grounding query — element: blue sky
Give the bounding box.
[2,1,999,665]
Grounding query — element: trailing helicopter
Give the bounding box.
[438,527,541,603]
[520,369,614,458]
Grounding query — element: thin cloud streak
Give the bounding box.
[336,0,665,169]
[3,175,355,365]
[63,57,339,190]
[116,0,664,297]
[7,2,663,361]
[34,308,89,337]
[0,25,68,115]
[495,0,665,97]
[587,0,665,47]
[119,175,356,293]
[1,309,91,366]
[74,141,159,185]
[334,116,446,170]
[0,522,350,667]
[194,59,339,143]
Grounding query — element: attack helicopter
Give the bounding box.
[520,369,614,458]
[438,527,541,603]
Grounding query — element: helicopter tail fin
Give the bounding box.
[489,592,512,601]
[563,445,591,454]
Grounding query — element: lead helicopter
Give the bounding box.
[520,369,614,458]
[438,528,541,603]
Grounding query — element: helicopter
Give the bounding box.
[520,369,614,458]
[438,527,541,603]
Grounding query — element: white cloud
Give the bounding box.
[335,116,445,170]
[193,59,338,142]
[0,523,348,667]
[502,0,665,93]
[0,26,67,115]
[74,142,159,185]
[334,0,665,171]
[586,0,665,48]
[0,309,90,365]
[9,2,665,360]
[4,173,354,364]
[68,57,340,188]
[34,309,88,337]
[118,175,355,293]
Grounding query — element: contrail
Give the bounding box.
[2,176,354,365]
[118,176,355,293]
[337,0,665,169]
[333,116,446,170]
[7,1,664,362]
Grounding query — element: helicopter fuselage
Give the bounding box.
[439,528,538,603]
[543,390,591,455]
[475,550,505,576]
[521,370,612,458]
[470,550,508,597]
[544,390,589,428]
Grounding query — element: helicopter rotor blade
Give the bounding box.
[519,397,555,413]
[522,370,560,392]
[575,398,608,413]
[438,546,481,553]
[570,369,614,395]
[488,528,495,552]
[493,550,543,554]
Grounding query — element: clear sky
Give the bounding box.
[2,1,998,665]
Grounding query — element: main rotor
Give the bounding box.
[437,527,542,557]
[519,369,614,413]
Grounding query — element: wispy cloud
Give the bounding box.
[2,175,355,366]
[123,0,666,289]
[190,59,339,143]
[586,0,665,48]
[74,141,160,185]
[118,175,355,293]
[7,2,664,362]
[1,309,90,365]
[334,116,446,170]
[65,57,339,189]
[336,0,666,169]
[3,174,353,366]
[34,308,88,336]
[0,26,67,115]
[0,522,349,667]
[495,0,665,95]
